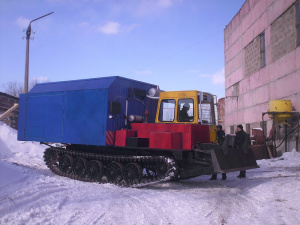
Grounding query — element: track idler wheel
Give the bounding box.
[58,155,73,174]
[145,164,157,178]
[106,162,124,184]
[123,163,143,185]
[155,162,168,178]
[86,160,104,181]
[44,148,58,163]
[72,157,87,177]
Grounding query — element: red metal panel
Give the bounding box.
[149,132,169,149]
[130,123,211,150]
[171,132,181,149]
[149,132,181,149]
[170,124,192,133]
[171,124,192,150]
[137,130,151,138]
[115,130,136,146]
[131,123,156,132]
[191,125,210,145]
[154,123,171,132]
[182,132,192,150]
[132,123,173,132]
[106,131,115,145]
[131,123,144,131]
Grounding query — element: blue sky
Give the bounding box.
[0,0,245,98]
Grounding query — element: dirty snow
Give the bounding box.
[0,122,300,225]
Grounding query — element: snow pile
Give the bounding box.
[258,149,300,168]
[0,122,47,188]
[0,122,45,163]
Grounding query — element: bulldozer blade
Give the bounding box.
[211,147,259,173]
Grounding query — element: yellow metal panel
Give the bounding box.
[209,125,217,143]
[268,100,292,122]
[159,90,198,98]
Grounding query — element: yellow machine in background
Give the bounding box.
[268,100,293,122]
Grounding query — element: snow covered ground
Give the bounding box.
[0,122,300,225]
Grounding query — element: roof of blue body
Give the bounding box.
[29,76,157,93]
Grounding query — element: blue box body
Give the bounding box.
[18,76,158,146]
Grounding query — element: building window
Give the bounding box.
[271,4,297,61]
[244,32,265,76]
[230,126,234,134]
[296,1,300,45]
[246,123,250,134]
[260,32,266,67]
[232,82,239,97]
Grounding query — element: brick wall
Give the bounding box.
[271,5,297,62]
[0,92,19,129]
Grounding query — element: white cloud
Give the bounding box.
[199,73,211,78]
[99,21,120,35]
[187,70,200,74]
[187,68,225,85]
[80,21,140,35]
[78,22,89,27]
[134,70,152,75]
[133,0,178,17]
[187,70,211,78]
[15,17,30,28]
[157,0,173,7]
[126,24,140,33]
[31,76,49,82]
[211,68,225,85]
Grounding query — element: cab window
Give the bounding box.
[199,103,212,124]
[178,99,194,122]
[158,99,175,122]
[198,94,215,124]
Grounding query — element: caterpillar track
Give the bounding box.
[43,147,178,187]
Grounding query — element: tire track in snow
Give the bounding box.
[0,165,74,225]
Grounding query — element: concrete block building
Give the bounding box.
[224,0,300,153]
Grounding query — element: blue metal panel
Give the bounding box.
[25,93,64,142]
[106,77,158,132]
[62,89,107,145]
[17,94,27,141]
[29,77,116,93]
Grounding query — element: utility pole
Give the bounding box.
[24,12,54,93]
[1,12,54,122]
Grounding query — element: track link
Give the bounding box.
[43,147,178,187]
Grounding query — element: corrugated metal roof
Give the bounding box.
[29,76,118,93]
[29,76,158,93]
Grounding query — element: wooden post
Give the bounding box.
[0,104,19,121]
[272,114,276,157]
[266,145,273,159]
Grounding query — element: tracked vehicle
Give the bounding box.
[18,76,258,187]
